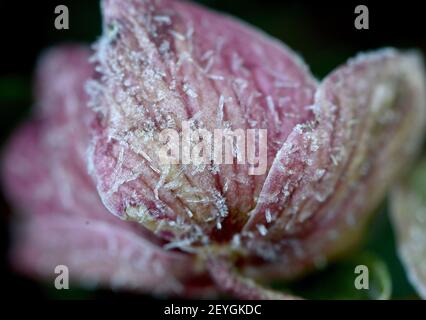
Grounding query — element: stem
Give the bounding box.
[207,257,302,300]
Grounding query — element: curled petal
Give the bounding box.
[391,159,426,299]
[242,49,426,277]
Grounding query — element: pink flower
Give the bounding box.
[2,0,426,299]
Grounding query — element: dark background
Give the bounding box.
[0,0,424,299]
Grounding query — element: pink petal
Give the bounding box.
[3,46,106,220]
[88,0,317,246]
[12,214,214,297]
[241,49,426,277]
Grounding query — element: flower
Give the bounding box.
[2,0,426,299]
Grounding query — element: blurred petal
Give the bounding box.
[88,0,317,247]
[3,45,98,218]
[242,50,426,278]
[35,46,95,171]
[391,159,426,299]
[13,214,213,296]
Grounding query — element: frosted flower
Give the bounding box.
[2,0,426,299]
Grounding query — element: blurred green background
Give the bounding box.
[0,0,424,299]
